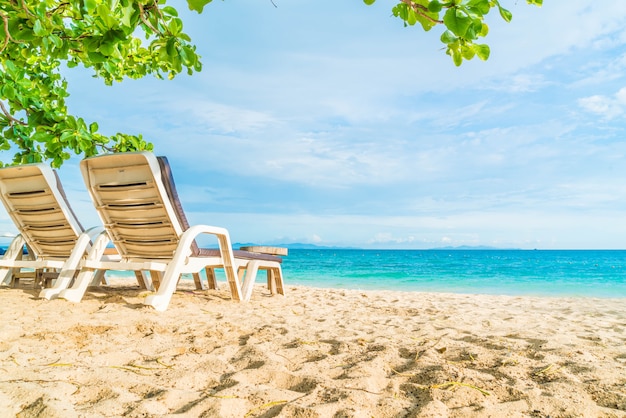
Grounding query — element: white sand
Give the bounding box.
[1,281,625,417]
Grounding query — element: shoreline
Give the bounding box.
[106,272,626,300]
[1,282,625,417]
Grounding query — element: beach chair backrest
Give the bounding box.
[0,164,84,259]
[80,152,186,260]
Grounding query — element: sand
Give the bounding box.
[0,281,625,418]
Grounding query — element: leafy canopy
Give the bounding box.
[0,0,203,167]
[0,0,540,167]
[365,0,543,66]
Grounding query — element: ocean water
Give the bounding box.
[99,249,626,298]
[277,249,626,298]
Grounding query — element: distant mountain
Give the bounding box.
[432,245,520,250]
[234,243,359,250]
[232,243,520,251]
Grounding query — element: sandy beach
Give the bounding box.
[1,281,625,418]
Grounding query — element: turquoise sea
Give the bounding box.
[276,249,626,298]
[81,249,626,298]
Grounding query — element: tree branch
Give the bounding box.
[48,2,70,17]
[0,101,27,127]
[138,2,161,35]
[400,0,444,25]
[0,11,26,53]
[0,13,9,53]
[20,0,34,17]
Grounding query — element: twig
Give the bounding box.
[0,11,24,53]
[137,2,160,34]
[108,365,146,374]
[47,2,70,17]
[0,101,27,126]
[344,386,382,395]
[533,363,562,377]
[390,370,491,396]
[20,0,34,16]
[400,0,444,25]
[431,381,491,396]
[245,400,287,417]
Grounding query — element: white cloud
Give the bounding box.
[367,233,416,245]
[578,87,626,119]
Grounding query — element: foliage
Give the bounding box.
[0,0,203,167]
[365,0,543,66]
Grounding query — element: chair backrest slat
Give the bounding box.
[80,152,186,260]
[0,164,84,259]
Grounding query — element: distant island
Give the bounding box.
[234,243,360,250]
[431,245,520,250]
[234,243,519,251]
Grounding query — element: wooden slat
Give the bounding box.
[239,246,288,256]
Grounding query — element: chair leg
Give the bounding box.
[132,271,153,291]
[205,267,218,290]
[149,271,163,290]
[38,269,61,289]
[267,269,276,294]
[56,231,111,303]
[192,272,206,290]
[0,235,26,287]
[269,266,285,295]
[40,229,107,300]
[90,270,107,286]
[97,270,109,285]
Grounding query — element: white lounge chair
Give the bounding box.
[0,163,110,293]
[58,152,285,311]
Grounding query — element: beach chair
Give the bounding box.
[57,151,285,311]
[0,163,111,293]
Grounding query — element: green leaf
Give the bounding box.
[168,18,183,35]
[187,0,212,13]
[440,30,456,44]
[462,46,475,60]
[121,4,136,27]
[443,8,472,37]
[496,3,513,22]
[4,60,17,77]
[446,41,463,66]
[31,132,54,143]
[407,8,418,26]
[465,20,484,40]
[97,4,117,28]
[452,51,462,66]
[474,43,490,60]
[84,0,97,12]
[162,6,179,16]
[99,41,115,56]
[87,51,107,63]
[166,38,177,57]
[33,20,47,36]
[59,130,74,144]
[428,1,443,13]
[480,22,489,37]
[2,85,16,101]
[467,0,490,15]
[363,0,376,4]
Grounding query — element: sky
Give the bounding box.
[4,0,626,249]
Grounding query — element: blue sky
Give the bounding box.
[4,1,626,249]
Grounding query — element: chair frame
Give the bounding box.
[57,152,284,311]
